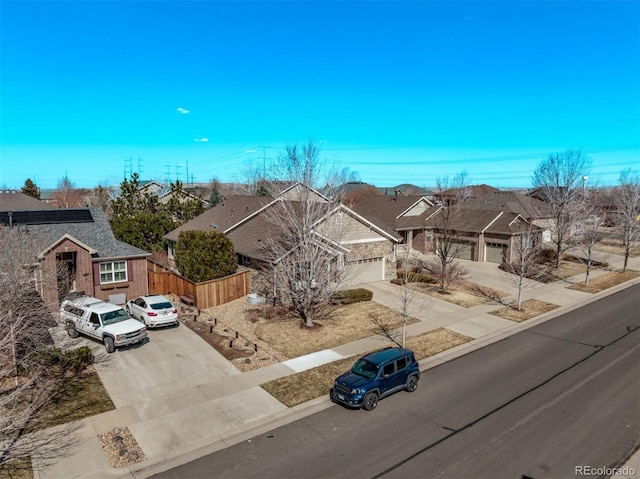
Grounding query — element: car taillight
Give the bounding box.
[148,312,158,317]
[172,309,178,314]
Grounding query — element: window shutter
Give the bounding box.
[126,260,133,282]
[93,263,100,285]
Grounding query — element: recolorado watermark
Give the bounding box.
[576,465,637,476]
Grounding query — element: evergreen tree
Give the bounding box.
[256,182,270,196]
[110,173,175,251]
[209,179,223,207]
[166,180,205,222]
[21,178,40,199]
[175,230,237,282]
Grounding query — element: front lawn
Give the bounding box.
[489,299,560,322]
[261,328,472,407]
[184,298,420,370]
[567,270,640,293]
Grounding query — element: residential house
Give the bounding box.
[348,195,439,254]
[0,191,149,311]
[164,183,401,286]
[349,189,543,264]
[423,208,538,263]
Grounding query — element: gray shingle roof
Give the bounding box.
[5,206,148,260]
[0,191,57,211]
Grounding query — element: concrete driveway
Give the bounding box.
[45,320,288,478]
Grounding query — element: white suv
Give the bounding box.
[126,295,179,328]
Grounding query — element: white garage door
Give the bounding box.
[345,257,384,285]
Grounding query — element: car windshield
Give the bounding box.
[150,301,173,310]
[351,359,379,379]
[101,309,130,325]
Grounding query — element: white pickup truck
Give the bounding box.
[60,296,148,353]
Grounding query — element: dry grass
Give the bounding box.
[544,260,587,281]
[594,238,640,257]
[567,270,640,293]
[261,356,357,407]
[261,328,472,407]
[489,299,559,322]
[189,296,418,371]
[405,281,494,308]
[256,302,419,358]
[33,368,115,430]
[0,458,32,479]
[405,328,472,357]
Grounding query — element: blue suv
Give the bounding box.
[330,347,420,411]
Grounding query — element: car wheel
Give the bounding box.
[405,375,419,392]
[67,324,79,338]
[104,336,115,353]
[362,391,378,411]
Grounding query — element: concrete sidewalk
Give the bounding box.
[34,254,640,479]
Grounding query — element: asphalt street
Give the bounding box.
[153,284,640,479]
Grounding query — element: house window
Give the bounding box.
[240,255,252,265]
[100,261,127,284]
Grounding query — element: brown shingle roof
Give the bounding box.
[164,196,274,242]
[459,191,549,219]
[349,195,430,236]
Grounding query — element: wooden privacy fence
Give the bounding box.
[147,260,250,309]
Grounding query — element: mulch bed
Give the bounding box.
[98,426,146,468]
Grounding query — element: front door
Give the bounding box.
[56,252,77,301]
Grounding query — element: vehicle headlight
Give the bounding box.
[350,388,362,395]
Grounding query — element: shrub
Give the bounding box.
[332,288,373,304]
[25,346,93,375]
[397,271,437,284]
[63,346,94,372]
[175,230,238,282]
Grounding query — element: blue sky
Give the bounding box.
[1,1,638,190]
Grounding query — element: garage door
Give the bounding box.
[452,242,474,261]
[345,257,384,285]
[486,244,507,264]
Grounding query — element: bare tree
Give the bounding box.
[257,141,353,327]
[575,189,607,286]
[86,183,114,220]
[531,149,592,268]
[613,168,640,272]
[371,250,425,347]
[500,224,546,310]
[0,227,80,470]
[422,172,470,293]
[51,174,85,208]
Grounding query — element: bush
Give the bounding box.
[25,346,93,374]
[63,346,94,372]
[332,288,373,305]
[397,271,437,284]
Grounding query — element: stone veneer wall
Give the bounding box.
[345,240,397,280]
